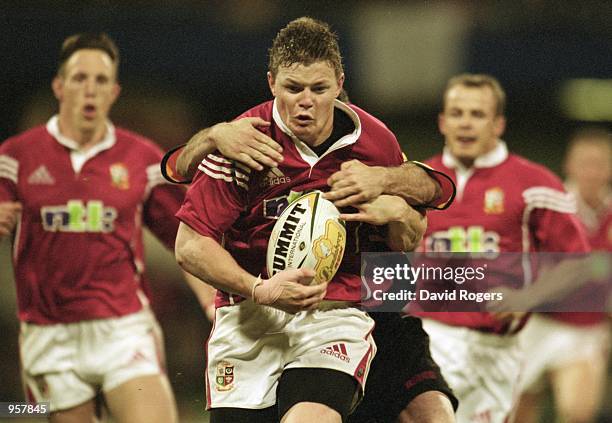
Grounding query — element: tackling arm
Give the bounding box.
[175,118,284,180]
[340,195,427,252]
[325,160,455,209]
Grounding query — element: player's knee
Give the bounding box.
[398,391,455,423]
[281,402,341,423]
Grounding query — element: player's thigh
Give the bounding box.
[550,357,608,422]
[349,314,457,423]
[513,390,544,423]
[278,368,357,423]
[398,391,455,423]
[104,374,178,423]
[49,400,97,423]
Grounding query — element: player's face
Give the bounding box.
[52,49,120,138]
[439,85,505,168]
[268,61,344,147]
[566,142,611,194]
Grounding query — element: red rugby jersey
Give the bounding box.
[414,142,590,333]
[0,117,185,323]
[176,99,404,306]
[550,186,611,326]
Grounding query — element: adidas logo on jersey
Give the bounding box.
[28,165,55,185]
[260,167,291,188]
[320,343,351,362]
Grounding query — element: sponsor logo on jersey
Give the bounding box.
[320,343,351,363]
[27,165,55,185]
[215,360,235,392]
[426,225,500,256]
[260,167,291,188]
[263,190,304,219]
[110,163,130,190]
[41,200,118,233]
[484,187,504,214]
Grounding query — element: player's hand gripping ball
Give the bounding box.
[267,191,346,285]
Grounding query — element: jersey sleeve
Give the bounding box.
[143,161,187,250]
[176,153,249,243]
[0,143,19,202]
[523,185,590,253]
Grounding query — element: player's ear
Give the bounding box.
[438,113,446,135]
[110,82,121,105]
[494,115,506,137]
[52,76,63,101]
[267,72,276,97]
[335,73,345,97]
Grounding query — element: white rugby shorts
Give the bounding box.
[422,318,523,423]
[20,308,166,412]
[518,314,611,391]
[206,300,376,410]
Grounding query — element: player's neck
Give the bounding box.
[308,116,334,147]
[457,157,475,169]
[580,186,607,211]
[57,116,107,151]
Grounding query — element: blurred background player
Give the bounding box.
[173,17,438,423]
[409,73,590,423]
[515,128,611,423]
[0,33,196,422]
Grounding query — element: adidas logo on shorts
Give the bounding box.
[320,343,350,363]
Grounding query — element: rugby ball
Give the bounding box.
[267,191,346,285]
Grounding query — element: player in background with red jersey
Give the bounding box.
[515,128,611,423]
[411,74,590,423]
[315,74,593,422]
[0,33,193,423]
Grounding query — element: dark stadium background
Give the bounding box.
[1,2,611,421]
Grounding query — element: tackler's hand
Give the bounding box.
[325,160,386,207]
[213,117,284,171]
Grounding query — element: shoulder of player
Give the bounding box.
[113,126,165,160]
[347,104,398,144]
[422,154,444,169]
[506,153,564,190]
[235,100,274,121]
[197,151,253,188]
[0,125,49,154]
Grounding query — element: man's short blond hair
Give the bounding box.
[443,74,506,116]
[268,17,343,79]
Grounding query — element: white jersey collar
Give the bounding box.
[272,99,361,167]
[46,115,117,173]
[442,140,509,171]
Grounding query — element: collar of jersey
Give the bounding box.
[272,99,362,167]
[47,115,117,173]
[442,140,509,171]
[47,115,116,154]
